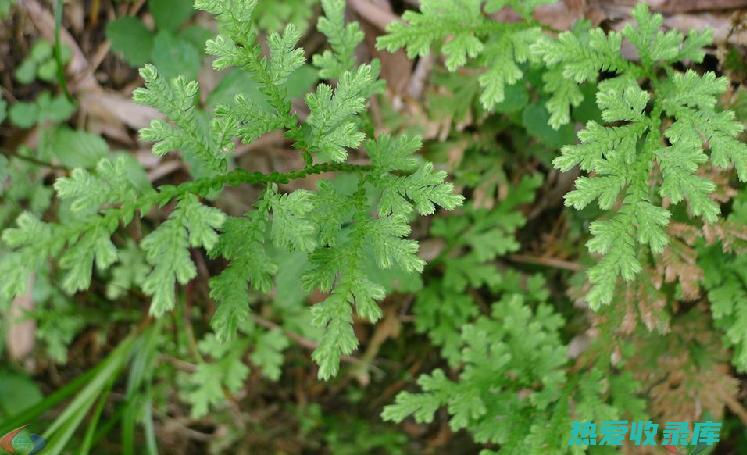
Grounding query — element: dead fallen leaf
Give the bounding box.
[7,275,36,363]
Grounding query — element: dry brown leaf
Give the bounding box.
[653,241,703,301]
[703,221,747,253]
[624,279,670,334]
[629,309,739,424]
[355,0,412,99]
[7,275,36,363]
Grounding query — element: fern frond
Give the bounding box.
[305,64,380,162]
[377,0,548,111]
[134,65,230,173]
[547,4,744,308]
[312,0,364,79]
[142,194,225,316]
[384,295,569,448]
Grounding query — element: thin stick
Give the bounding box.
[507,254,583,272]
[722,392,747,426]
[254,315,368,367]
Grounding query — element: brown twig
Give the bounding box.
[507,254,583,272]
[722,392,747,426]
[254,315,371,368]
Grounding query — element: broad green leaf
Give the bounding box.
[151,31,202,80]
[149,0,194,32]
[106,17,155,67]
[522,103,575,148]
[9,101,39,128]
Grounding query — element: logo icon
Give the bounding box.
[0,426,46,455]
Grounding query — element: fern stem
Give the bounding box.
[54,162,373,251]
[164,162,373,199]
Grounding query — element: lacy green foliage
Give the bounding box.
[182,326,288,417]
[198,0,462,381]
[208,202,276,342]
[382,294,568,440]
[106,240,149,300]
[384,271,650,453]
[384,288,645,453]
[700,191,747,371]
[0,102,114,366]
[27,272,85,364]
[534,4,747,309]
[255,0,318,32]
[134,67,232,173]
[0,1,462,413]
[0,147,148,299]
[312,0,363,80]
[5,2,747,452]
[415,174,541,366]
[377,1,553,112]
[299,133,460,373]
[142,194,226,316]
[181,334,250,418]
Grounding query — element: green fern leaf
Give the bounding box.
[305,65,377,162]
[134,65,230,173]
[142,194,225,316]
[312,0,364,79]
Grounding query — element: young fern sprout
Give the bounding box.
[0,0,463,384]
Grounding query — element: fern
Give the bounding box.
[384,290,645,453]
[377,0,551,111]
[383,294,568,442]
[535,4,747,309]
[312,0,363,80]
[2,1,747,452]
[181,334,250,418]
[700,190,747,371]
[0,0,462,395]
[141,194,225,316]
[415,174,541,366]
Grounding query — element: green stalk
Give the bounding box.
[78,381,113,455]
[53,0,71,100]
[43,335,135,438]
[0,362,100,435]
[42,395,96,454]
[142,388,159,455]
[40,334,137,454]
